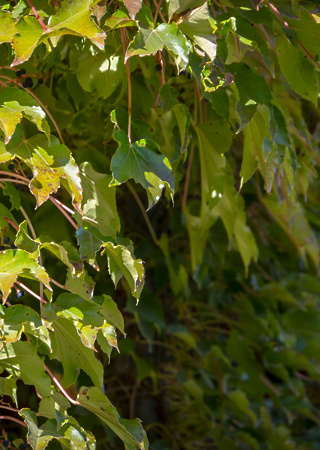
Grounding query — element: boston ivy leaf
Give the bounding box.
[99,294,125,335]
[0,101,23,144]
[196,119,232,214]
[168,0,207,21]
[0,304,42,344]
[275,25,318,105]
[178,3,217,61]
[80,162,120,238]
[105,9,137,30]
[76,225,104,269]
[50,316,103,388]
[20,409,95,450]
[124,0,142,19]
[110,130,175,210]
[102,242,145,301]
[15,220,40,255]
[65,268,95,301]
[52,293,104,349]
[0,376,17,407]
[78,386,148,449]
[6,132,82,211]
[3,181,21,210]
[0,341,51,396]
[240,105,276,192]
[0,10,16,44]
[126,23,189,71]
[0,249,51,303]
[12,0,106,65]
[77,50,127,101]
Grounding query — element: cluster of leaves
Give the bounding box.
[0,0,319,449]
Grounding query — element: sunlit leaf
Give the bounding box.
[0,249,51,303]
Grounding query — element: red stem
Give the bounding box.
[15,281,48,304]
[49,196,78,230]
[44,364,78,405]
[26,0,48,31]
[0,415,27,427]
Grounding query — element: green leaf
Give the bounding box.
[196,119,232,213]
[77,386,148,449]
[65,268,95,301]
[77,50,127,101]
[80,162,120,237]
[50,316,103,388]
[227,390,256,423]
[12,0,106,65]
[178,3,217,61]
[20,409,95,450]
[0,10,16,44]
[127,23,189,71]
[6,132,82,211]
[76,225,104,269]
[102,242,144,301]
[240,104,277,192]
[168,0,207,20]
[3,181,21,210]
[0,304,43,344]
[15,221,40,255]
[0,376,17,406]
[100,294,125,335]
[105,9,138,30]
[110,130,175,210]
[276,25,318,105]
[0,249,51,303]
[0,341,51,396]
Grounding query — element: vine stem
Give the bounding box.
[49,196,78,230]
[26,0,48,30]
[15,281,47,304]
[127,182,160,247]
[153,0,165,26]
[0,404,20,413]
[44,364,78,405]
[4,218,19,231]
[121,28,132,143]
[19,205,44,301]
[152,0,166,23]
[50,277,66,290]
[0,415,27,428]
[51,197,75,215]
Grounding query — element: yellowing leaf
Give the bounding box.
[0,10,16,44]
[124,0,142,19]
[0,249,51,303]
[12,0,106,65]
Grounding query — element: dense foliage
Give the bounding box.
[0,0,319,448]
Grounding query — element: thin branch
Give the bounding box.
[127,182,160,246]
[49,196,78,230]
[129,380,139,419]
[50,197,75,215]
[152,0,166,23]
[5,218,19,231]
[153,0,165,26]
[44,364,78,405]
[0,171,29,183]
[26,0,48,30]
[15,281,48,304]
[0,404,20,413]
[0,415,27,428]
[49,277,66,290]
[121,28,132,143]
[264,1,289,28]
[0,177,29,186]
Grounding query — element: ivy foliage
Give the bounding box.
[0,0,319,448]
